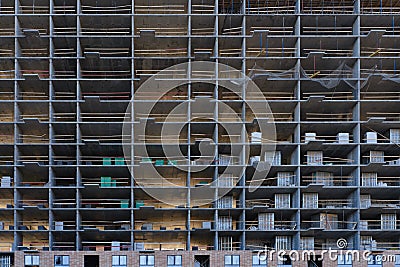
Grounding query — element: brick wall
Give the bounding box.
[13,250,400,267]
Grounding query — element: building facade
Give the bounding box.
[1,0,400,266]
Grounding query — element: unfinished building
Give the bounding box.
[1,0,400,266]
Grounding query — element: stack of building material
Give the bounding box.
[0,176,11,187]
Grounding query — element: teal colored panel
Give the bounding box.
[103,158,112,165]
[115,158,125,165]
[155,159,164,166]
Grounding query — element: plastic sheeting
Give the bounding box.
[248,61,400,90]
